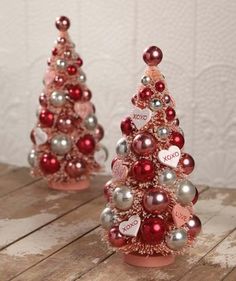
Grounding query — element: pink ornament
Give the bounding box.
[179,153,195,175]
[55,16,70,31]
[39,93,47,106]
[57,114,74,133]
[82,89,92,101]
[94,125,104,141]
[143,189,169,214]
[112,160,128,181]
[65,158,86,178]
[54,75,65,87]
[109,227,126,247]
[44,70,55,85]
[74,102,93,119]
[163,94,171,104]
[132,133,156,156]
[187,215,202,237]
[143,46,163,66]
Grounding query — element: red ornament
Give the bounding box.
[132,159,155,182]
[67,64,77,75]
[76,134,95,154]
[30,129,36,144]
[143,46,163,66]
[39,109,54,127]
[65,158,86,178]
[76,57,83,67]
[131,95,137,105]
[40,153,60,174]
[138,87,153,101]
[55,16,70,31]
[39,93,47,107]
[163,94,171,104]
[109,227,126,247]
[54,75,65,87]
[67,84,82,101]
[104,180,112,201]
[192,188,199,205]
[165,107,176,121]
[121,117,133,135]
[52,48,58,56]
[173,118,180,126]
[187,215,202,238]
[64,50,72,58]
[57,114,74,133]
[82,89,92,101]
[155,81,165,92]
[170,131,185,149]
[143,189,169,214]
[180,153,195,175]
[132,133,156,156]
[94,125,104,141]
[141,217,166,244]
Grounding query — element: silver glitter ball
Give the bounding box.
[50,91,66,107]
[149,99,162,111]
[84,114,98,130]
[100,207,114,229]
[141,75,151,85]
[28,149,37,167]
[113,186,133,210]
[78,72,86,83]
[116,137,129,157]
[176,180,196,204]
[159,169,176,186]
[166,228,188,250]
[157,127,169,139]
[50,134,72,156]
[56,59,67,69]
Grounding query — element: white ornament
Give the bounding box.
[130,107,152,129]
[34,127,48,145]
[158,145,180,168]
[119,214,141,237]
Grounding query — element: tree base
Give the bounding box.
[123,253,175,267]
[48,178,90,191]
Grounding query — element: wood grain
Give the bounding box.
[223,268,236,281]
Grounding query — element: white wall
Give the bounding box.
[0,0,236,188]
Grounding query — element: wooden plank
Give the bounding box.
[0,196,105,281]
[223,268,236,281]
[0,163,15,177]
[0,175,109,250]
[0,167,38,198]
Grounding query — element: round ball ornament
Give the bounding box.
[149,99,162,111]
[143,189,169,214]
[139,87,153,101]
[176,180,196,204]
[78,72,86,83]
[50,135,72,156]
[56,114,74,134]
[56,59,67,69]
[170,131,185,149]
[166,228,188,250]
[84,114,98,130]
[164,94,171,104]
[120,117,133,135]
[67,64,77,75]
[143,46,163,66]
[50,91,66,107]
[82,89,92,101]
[100,207,114,229]
[39,153,60,174]
[109,227,126,247]
[65,158,86,178]
[94,125,104,141]
[76,134,95,155]
[67,84,82,101]
[141,75,151,85]
[141,217,166,244]
[155,81,165,92]
[39,93,47,107]
[187,215,202,238]
[28,149,37,167]
[116,137,129,157]
[132,159,155,182]
[156,127,169,139]
[55,16,70,31]
[39,109,54,127]
[54,75,65,87]
[132,133,156,156]
[179,153,195,175]
[113,186,133,210]
[165,107,176,121]
[159,169,176,186]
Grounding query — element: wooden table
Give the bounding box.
[0,164,235,281]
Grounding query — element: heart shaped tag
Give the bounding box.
[74,102,93,119]
[172,204,191,228]
[158,145,180,168]
[130,107,152,129]
[112,160,128,181]
[119,215,141,237]
[34,127,48,145]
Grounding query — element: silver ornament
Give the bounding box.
[159,169,176,186]
[78,72,86,83]
[166,228,188,250]
[149,99,162,111]
[100,207,114,229]
[157,127,169,139]
[113,186,133,210]
[56,59,67,69]
[50,134,72,156]
[176,180,196,204]
[50,91,66,107]
[84,114,98,130]
[116,137,129,157]
[28,149,37,167]
[141,75,151,85]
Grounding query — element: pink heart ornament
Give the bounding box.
[112,160,128,181]
[130,107,152,129]
[74,102,93,119]
[34,127,48,145]
[44,70,55,85]
[172,204,191,228]
[119,215,141,237]
[158,145,181,168]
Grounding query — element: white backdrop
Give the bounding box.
[0,0,236,188]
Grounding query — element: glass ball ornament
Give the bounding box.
[100,207,114,229]
[179,153,195,175]
[39,93,47,107]
[176,180,196,204]
[28,149,37,167]
[120,117,133,135]
[78,72,86,83]
[55,16,70,31]
[143,189,169,214]
[76,57,83,67]
[109,227,126,247]
[166,228,188,250]
[94,125,104,141]
[187,215,202,238]
[67,84,83,101]
[64,50,72,58]
[67,64,77,75]
[56,59,67,69]
[49,91,66,107]
[54,75,65,88]
[116,137,129,157]
[141,75,151,85]
[164,94,171,104]
[39,109,54,127]
[139,87,153,101]
[82,89,92,101]
[132,159,155,182]
[159,169,176,186]
[50,134,72,156]
[57,36,66,44]
[156,127,169,139]
[56,114,74,134]
[143,46,163,66]
[84,114,98,130]
[132,133,156,156]
[141,217,166,244]
[113,186,133,210]
[76,134,96,155]
[149,99,162,111]
[165,107,176,121]
[39,153,60,174]
[65,158,86,178]
[170,131,185,149]
[155,81,165,92]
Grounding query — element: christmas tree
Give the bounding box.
[100,46,201,267]
[28,16,107,190]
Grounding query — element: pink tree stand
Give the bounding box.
[48,178,90,191]
[123,253,175,267]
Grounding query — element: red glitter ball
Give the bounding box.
[165,107,176,121]
[120,117,133,135]
[67,84,83,101]
[143,46,163,66]
[132,159,155,182]
[76,57,83,67]
[155,81,165,92]
[141,217,166,244]
[40,153,60,174]
[67,64,77,75]
[139,87,154,101]
[39,109,54,127]
[76,134,95,155]
[170,131,185,149]
[55,16,70,31]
